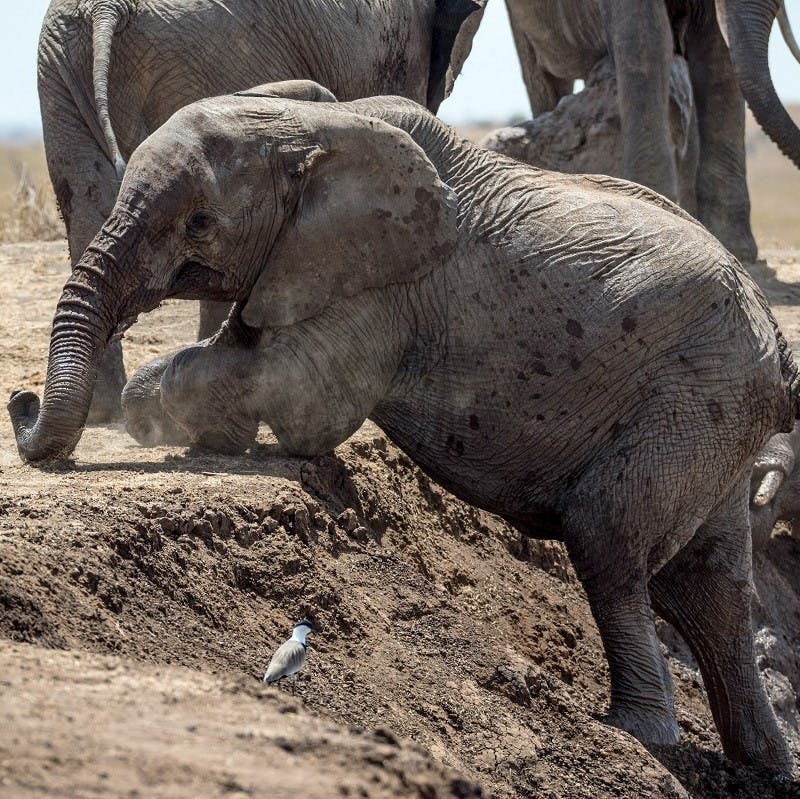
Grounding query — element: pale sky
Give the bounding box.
[1,1,798,134]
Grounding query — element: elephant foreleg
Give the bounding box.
[157,340,260,456]
[123,313,261,453]
[121,353,192,447]
[649,476,792,774]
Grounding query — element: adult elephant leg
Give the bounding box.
[686,16,757,263]
[607,0,677,200]
[197,300,233,340]
[649,476,792,773]
[40,83,127,423]
[505,0,572,115]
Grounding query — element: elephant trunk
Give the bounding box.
[717,0,800,167]
[9,230,140,463]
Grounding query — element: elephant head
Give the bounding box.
[8,82,456,462]
[716,0,800,167]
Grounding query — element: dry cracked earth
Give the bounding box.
[2,242,800,798]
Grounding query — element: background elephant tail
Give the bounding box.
[90,0,133,180]
[772,314,800,430]
[427,0,487,113]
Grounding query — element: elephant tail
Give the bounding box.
[774,320,800,430]
[90,0,133,180]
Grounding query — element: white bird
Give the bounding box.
[263,620,315,692]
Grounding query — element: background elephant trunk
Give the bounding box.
[717,0,800,168]
[9,242,134,462]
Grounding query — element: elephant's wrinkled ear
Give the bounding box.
[234,80,337,102]
[242,111,458,329]
[427,0,487,112]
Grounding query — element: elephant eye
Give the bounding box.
[186,209,215,238]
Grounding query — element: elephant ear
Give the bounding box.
[241,109,458,329]
[427,0,487,112]
[234,80,337,102]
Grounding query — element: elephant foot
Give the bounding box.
[87,340,126,424]
[720,720,795,776]
[125,410,192,448]
[159,345,260,455]
[604,705,680,746]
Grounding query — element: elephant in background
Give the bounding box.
[10,82,799,775]
[482,54,700,213]
[38,0,486,421]
[499,0,800,264]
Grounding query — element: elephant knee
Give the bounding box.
[159,346,259,455]
[122,356,190,447]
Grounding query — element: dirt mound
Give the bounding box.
[0,642,486,799]
[2,243,800,797]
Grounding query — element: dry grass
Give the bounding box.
[0,105,797,247]
[746,105,800,249]
[0,142,63,243]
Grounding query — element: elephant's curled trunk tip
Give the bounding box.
[8,389,79,464]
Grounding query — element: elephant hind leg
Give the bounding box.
[558,405,743,746]
[562,482,681,743]
[562,530,679,743]
[649,475,793,774]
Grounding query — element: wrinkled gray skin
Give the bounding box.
[750,423,800,549]
[38,0,485,421]
[482,54,700,212]
[501,0,800,264]
[9,82,800,774]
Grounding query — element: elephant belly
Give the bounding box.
[374,236,785,532]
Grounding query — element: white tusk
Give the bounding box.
[778,3,800,66]
[753,469,785,507]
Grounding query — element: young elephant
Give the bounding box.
[39,0,486,421]
[9,83,799,774]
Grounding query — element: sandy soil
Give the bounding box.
[2,242,800,798]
